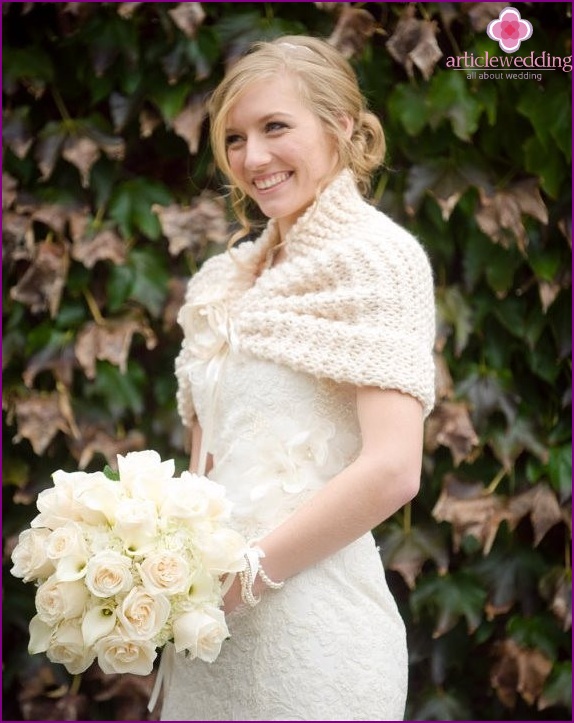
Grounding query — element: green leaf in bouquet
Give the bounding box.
[103,464,120,481]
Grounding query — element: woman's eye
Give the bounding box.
[266,121,287,133]
[225,134,243,147]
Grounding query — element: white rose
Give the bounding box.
[139,551,191,596]
[31,470,92,529]
[10,528,54,582]
[72,473,122,525]
[35,578,89,626]
[46,521,88,561]
[116,586,170,640]
[81,603,117,648]
[116,450,175,505]
[172,607,229,662]
[113,498,158,554]
[85,550,133,598]
[46,618,95,675]
[172,472,233,522]
[95,628,157,675]
[198,528,248,574]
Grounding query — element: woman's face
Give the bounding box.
[224,73,339,239]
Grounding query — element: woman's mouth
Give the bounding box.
[253,172,292,191]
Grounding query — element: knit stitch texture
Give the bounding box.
[175,170,436,425]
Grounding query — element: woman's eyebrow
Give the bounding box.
[225,112,295,132]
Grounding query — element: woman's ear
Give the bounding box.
[338,113,354,140]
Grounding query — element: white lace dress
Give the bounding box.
[160,348,409,721]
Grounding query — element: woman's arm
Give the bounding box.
[188,420,213,474]
[224,385,424,612]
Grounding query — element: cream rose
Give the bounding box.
[116,586,170,640]
[172,607,229,662]
[10,528,54,582]
[95,629,157,675]
[139,551,191,596]
[85,550,133,598]
[46,618,95,675]
[72,474,122,525]
[117,450,175,505]
[197,528,248,574]
[31,471,91,529]
[46,521,88,561]
[35,578,89,626]
[113,498,158,554]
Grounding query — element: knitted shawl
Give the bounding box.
[175,170,436,428]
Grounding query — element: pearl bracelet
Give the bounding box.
[238,549,285,607]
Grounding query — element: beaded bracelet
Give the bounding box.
[238,550,285,607]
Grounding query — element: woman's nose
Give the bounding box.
[243,135,271,169]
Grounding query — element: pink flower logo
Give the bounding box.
[487,7,533,53]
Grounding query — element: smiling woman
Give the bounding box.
[164,34,436,721]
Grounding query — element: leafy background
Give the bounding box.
[2,2,571,720]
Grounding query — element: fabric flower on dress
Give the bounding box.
[178,297,232,362]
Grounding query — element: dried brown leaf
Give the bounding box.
[506,484,564,545]
[153,193,229,256]
[2,211,35,263]
[34,128,66,180]
[23,343,77,388]
[387,6,442,80]
[72,227,128,268]
[30,203,69,235]
[491,639,552,708]
[425,401,480,466]
[432,475,506,554]
[538,279,561,313]
[69,425,146,469]
[328,6,377,59]
[475,178,548,252]
[11,390,77,455]
[75,317,157,379]
[315,2,342,12]
[163,277,188,331]
[3,173,18,209]
[172,97,206,155]
[10,238,70,317]
[117,2,142,19]
[168,2,206,38]
[433,352,454,401]
[140,108,162,138]
[62,135,101,187]
[539,568,572,631]
[3,112,33,159]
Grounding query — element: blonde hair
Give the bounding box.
[208,35,386,241]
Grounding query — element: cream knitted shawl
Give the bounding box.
[175,170,436,428]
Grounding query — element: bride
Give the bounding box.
[161,34,435,721]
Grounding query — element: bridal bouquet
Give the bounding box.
[10,450,248,676]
